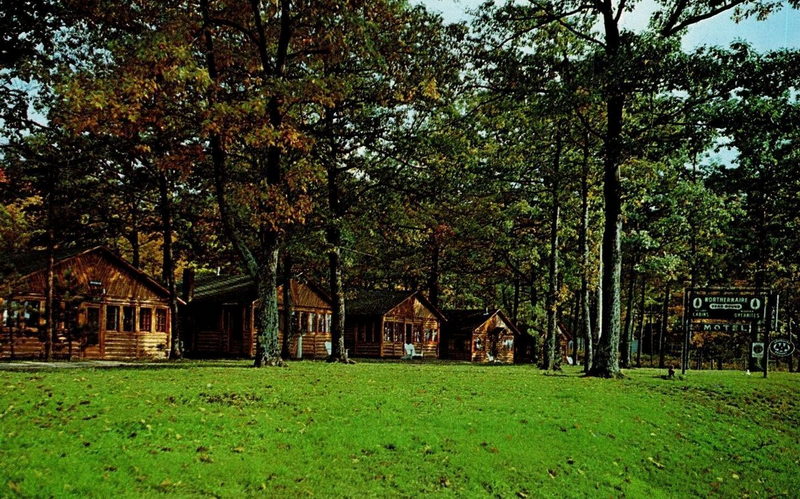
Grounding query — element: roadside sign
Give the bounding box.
[769,339,795,357]
[690,323,751,333]
[689,294,767,320]
[683,288,780,377]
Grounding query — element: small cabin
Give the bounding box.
[184,275,333,359]
[530,324,574,365]
[345,290,445,358]
[441,309,521,363]
[0,246,174,360]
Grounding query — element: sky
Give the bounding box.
[418,0,800,52]
[417,1,800,167]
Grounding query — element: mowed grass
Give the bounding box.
[0,362,798,497]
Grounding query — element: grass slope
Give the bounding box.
[0,362,797,497]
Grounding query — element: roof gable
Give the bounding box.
[349,289,445,321]
[9,246,173,301]
[444,309,522,336]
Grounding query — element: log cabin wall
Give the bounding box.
[346,292,442,359]
[0,248,172,360]
[346,316,382,358]
[469,314,515,364]
[185,278,333,359]
[441,310,520,363]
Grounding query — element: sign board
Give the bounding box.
[689,294,767,320]
[769,339,795,357]
[690,323,751,333]
[751,342,765,359]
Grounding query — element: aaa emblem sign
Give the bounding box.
[769,339,795,357]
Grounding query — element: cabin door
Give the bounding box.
[85,306,101,357]
[488,328,503,359]
[405,324,413,344]
[223,306,243,355]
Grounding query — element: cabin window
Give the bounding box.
[503,338,514,351]
[155,309,167,332]
[383,322,393,342]
[86,307,100,346]
[394,322,403,342]
[475,337,484,351]
[3,302,18,327]
[359,323,367,343]
[291,312,300,333]
[299,312,309,334]
[25,301,41,328]
[325,314,331,333]
[413,324,423,343]
[4,301,41,328]
[122,306,135,332]
[3,301,18,327]
[106,306,120,331]
[425,327,438,343]
[139,308,152,332]
[309,313,317,334]
[316,314,323,333]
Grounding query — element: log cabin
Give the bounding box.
[183,275,333,359]
[440,309,522,363]
[0,246,174,360]
[345,290,445,358]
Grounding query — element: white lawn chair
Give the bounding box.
[403,343,423,360]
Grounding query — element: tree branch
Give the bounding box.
[660,0,746,37]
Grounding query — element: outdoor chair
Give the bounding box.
[402,343,423,360]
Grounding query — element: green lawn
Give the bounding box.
[0,361,797,497]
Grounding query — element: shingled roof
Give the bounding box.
[189,274,334,307]
[347,289,446,321]
[192,274,255,301]
[347,289,414,316]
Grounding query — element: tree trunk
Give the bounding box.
[427,235,440,309]
[43,210,55,362]
[129,228,140,269]
[636,278,645,368]
[621,264,636,368]
[327,227,347,363]
[254,238,282,366]
[570,294,579,364]
[159,173,181,360]
[580,138,593,372]
[658,281,670,368]
[544,134,562,370]
[589,2,624,378]
[280,253,293,360]
[592,245,603,366]
[200,0,287,367]
[512,275,520,323]
[648,312,655,367]
[322,106,349,364]
[529,274,540,364]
